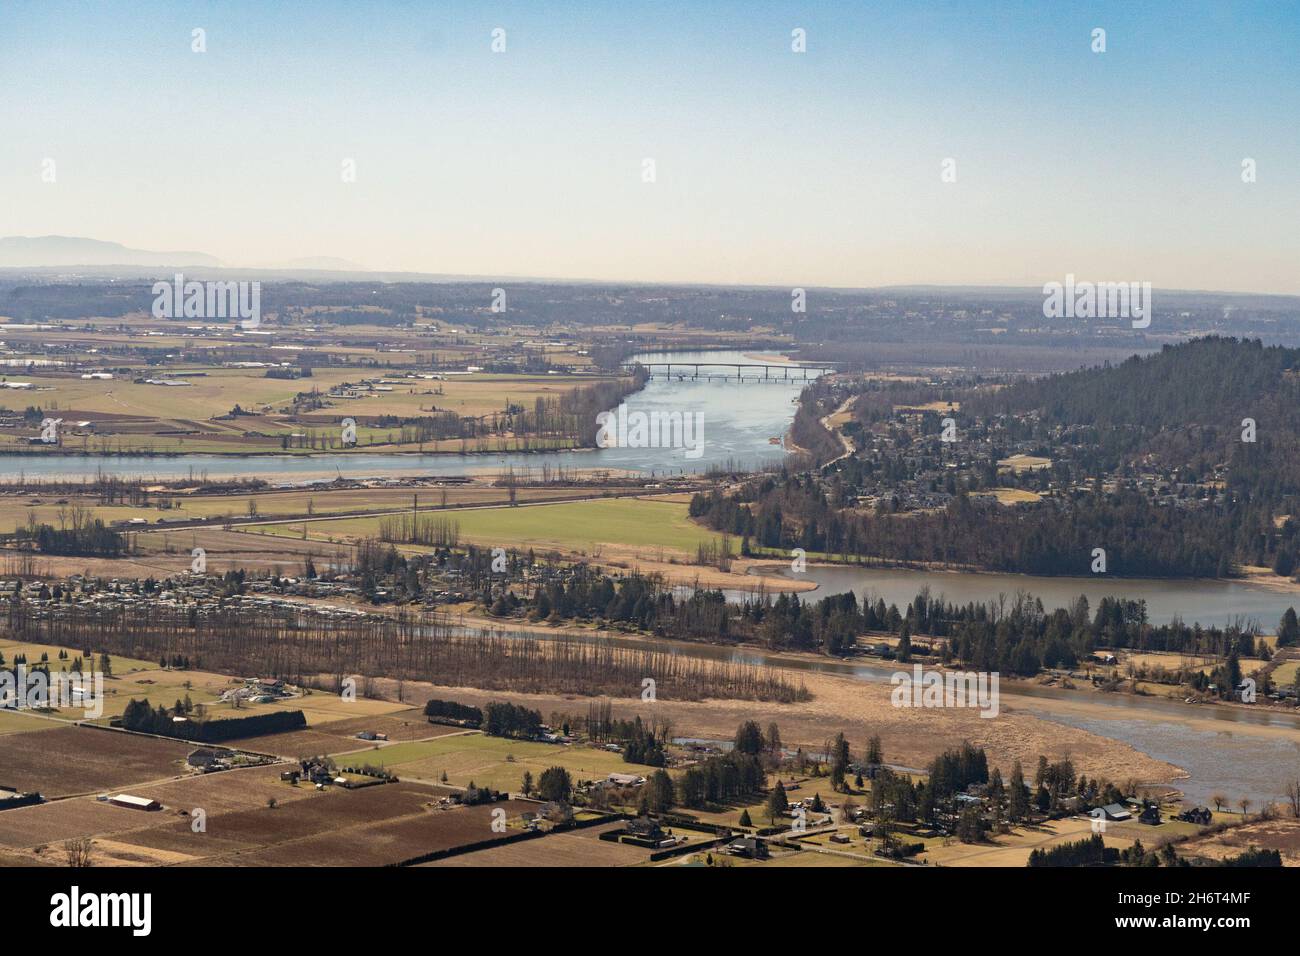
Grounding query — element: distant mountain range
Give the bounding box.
[0,236,367,273]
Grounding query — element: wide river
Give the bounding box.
[13,346,1300,802]
[0,349,806,483]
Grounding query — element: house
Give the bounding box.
[622,816,672,848]
[1101,803,1131,821]
[109,794,161,811]
[606,772,646,788]
[725,836,769,859]
[186,748,222,770]
[625,817,664,840]
[0,787,42,810]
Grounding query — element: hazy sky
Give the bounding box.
[2,1,1298,292]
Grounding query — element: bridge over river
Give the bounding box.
[623,361,835,383]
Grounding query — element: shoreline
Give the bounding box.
[744,558,1300,604]
[451,609,1300,732]
[0,445,600,460]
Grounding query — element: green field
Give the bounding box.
[1270,659,1300,687]
[247,496,731,558]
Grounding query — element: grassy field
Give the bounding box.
[329,730,659,793]
[0,638,416,727]
[974,488,1043,504]
[7,366,616,423]
[0,710,60,735]
[1271,659,1300,687]
[245,496,730,558]
[1121,652,1219,676]
[0,484,603,534]
[0,639,158,675]
[997,454,1053,473]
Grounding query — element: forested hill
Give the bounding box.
[693,337,1300,579]
[970,337,1300,503]
[972,337,1300,433]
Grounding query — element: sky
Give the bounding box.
[1,0,1298,292]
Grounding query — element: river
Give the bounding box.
[16,345,1300,803]
[0,349,811,483]
[461,619,1300,807]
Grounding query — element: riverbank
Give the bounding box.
[443,609,1300,803]
[746,559,1300,631]
[349,667,1184,792]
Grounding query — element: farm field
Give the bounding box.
[1,772,531,866]
[0,796,170,852]
[0,764,312,856]
[192,788,537,866]
[233,714,466,760]
[0,710,59,735]
[0,725,192,798]
[245,496,728,559]
[1121,652,1219,675]
[245,691,412,726]
[0,484,601,533]
[422,820,652,867]
[0,365,622,454]
[326,730,658,793]
[227,800,539,866]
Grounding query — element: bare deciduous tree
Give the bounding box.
[63,837,94,868]
[1285,780,1300,818]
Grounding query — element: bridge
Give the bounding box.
[623,362,836,383]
